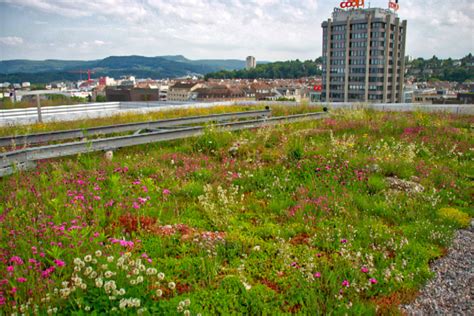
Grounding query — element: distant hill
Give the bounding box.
[205,58,323,79]
[0,55,256,83]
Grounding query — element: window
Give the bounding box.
[351,33,368,39]
[332,25,346,32]
[352,23,367,30]
[350,50,366,57]
[349,84,365,90]
[350,59,366,65]
[370,59,385,65]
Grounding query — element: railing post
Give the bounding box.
[36,94,43,123]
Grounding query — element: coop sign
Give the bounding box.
[339,0,365,9]
[389,0,400,11]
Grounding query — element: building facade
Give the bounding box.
[167,82,202,101]
[246,56,257,70]
[322,8,407,103]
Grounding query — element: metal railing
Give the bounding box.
[0,109,271,147]
[0,111,327,177]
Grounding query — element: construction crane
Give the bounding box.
[69,69,96,82]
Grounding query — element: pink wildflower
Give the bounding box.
[369,278,377,284]
[54,259,65,267]
[41,266,55,278]
[6,266,14,272]
[314,272,321,278]
[163,189,171,195]
[11,287,17,295]
[10,256,24,265]
[17,278,27,283]
[138,197,148,204]
[361,266,369,273]
[340,239,347,244]
[342,280,350,287]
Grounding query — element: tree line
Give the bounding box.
[205,59,323,79]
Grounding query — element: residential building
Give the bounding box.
[246,56,257,70]
[167,82,202,101]
[106,87,161,102]
[457,93,474,104]
[193,85,245,101]
[322,7,407,103]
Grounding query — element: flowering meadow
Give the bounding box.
[0,106,472,314]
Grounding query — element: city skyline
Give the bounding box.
[0,0,473,61]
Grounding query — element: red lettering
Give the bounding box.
[340,0,365,9]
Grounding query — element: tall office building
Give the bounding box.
[321,7,407,103]
[246,56,257,70]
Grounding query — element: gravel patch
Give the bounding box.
[401,220,474,315]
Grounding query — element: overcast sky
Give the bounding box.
[0,0,473,61]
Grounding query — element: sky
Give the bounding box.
[0,0,473,61]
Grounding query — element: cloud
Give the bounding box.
[0,36,24,46]
[67,40,109,49]
[0,0,472,60]
[1,0,149,21]
[93,40,106,46]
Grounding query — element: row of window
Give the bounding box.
[349,84,365,90]
[331,59,345,65]
[330,49,388,57]
[325,76,401,83]
[329,22,402,32]
[352,33,368,39]
[320,93,400,101]
[323,68,402,75]
[352,23,367,30]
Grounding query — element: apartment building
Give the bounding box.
[167,82,202,101]
[322,7,407,103]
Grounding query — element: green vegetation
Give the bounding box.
[0,95,87,110]
[438,208,471,228]
[0,106,472,314]
[407,53,474,82]
[0,104,319,137]
[205,59,323,79]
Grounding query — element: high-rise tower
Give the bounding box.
[322,4,407,103]
[246,56,257,70]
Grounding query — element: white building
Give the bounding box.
[246,56,256,70]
